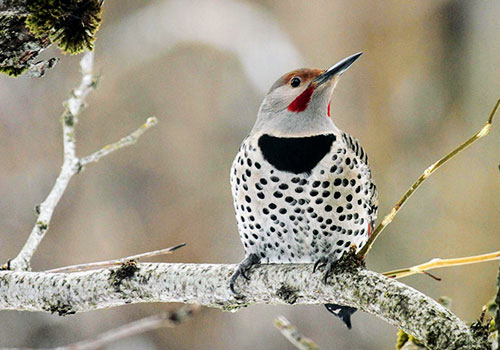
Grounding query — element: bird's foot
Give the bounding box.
[313,255,338,283]
[313,256,327,273]
[229,253,260,294]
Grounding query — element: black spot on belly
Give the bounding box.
[258,134,336,174]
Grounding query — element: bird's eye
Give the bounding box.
[290,77,301,88]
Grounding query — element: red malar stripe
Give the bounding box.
[287,86,315,113]
[327,100,331,117]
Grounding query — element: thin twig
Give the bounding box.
[274,316,321,350]
[5,51,159,272]
[7,51,96,272]
[1,305,200,350]
[383,251,500,279]
[45,243,186,273]
[359,95,500,259]
[79,116,158,167]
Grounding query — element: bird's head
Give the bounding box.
[251,52,362,138]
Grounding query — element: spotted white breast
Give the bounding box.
[230,132,378,264]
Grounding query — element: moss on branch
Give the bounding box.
[0,0,102,77]
[26,0,102,54]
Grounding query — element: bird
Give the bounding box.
[229,52,378,329]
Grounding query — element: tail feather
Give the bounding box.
[324,303,357,329]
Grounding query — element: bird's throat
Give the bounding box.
[258,133,336,174]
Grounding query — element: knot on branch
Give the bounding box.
[331,246,365,275]
[36,221,48,231]
[0,260,11,271]
[46,301,76,316]
[469,311,491,349]
[109,260,139,290]
[63,112,75,127]
[276,284,299,305]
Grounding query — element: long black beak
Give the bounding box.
[313,52,362,86]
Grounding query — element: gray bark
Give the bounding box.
[0,1,50,75]
[0,262,486,350]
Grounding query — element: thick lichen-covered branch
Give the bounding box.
[491,265,500,349]
[0,1,49,76]
[0,262,486,350]
[0,0,102,76]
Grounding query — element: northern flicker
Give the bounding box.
[229,52,378,329]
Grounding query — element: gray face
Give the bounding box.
[260,68,324,114]
[251,68,340,138]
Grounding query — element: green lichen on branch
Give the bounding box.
[0,0,102,76]
[0,64,28,77]
[46,300,76,316]
[25,0,102,54]
[395,329,425,349]
[0,12,49,76]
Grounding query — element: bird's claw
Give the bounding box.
[313,256,335,283]
[313,257,327,273]
[229,271,240,294]
[240,267,251,280]
[323,265,332,283]
[229,254,260,294]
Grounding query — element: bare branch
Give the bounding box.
[384,251,500,279]
[5,52,158,272]
[79,116,159,167]
[0,262,486,349]
[359,95,500,258]
[45,243,186,273]
[7,51,96,271]
[274,316,321,350]
[1,305,200,350]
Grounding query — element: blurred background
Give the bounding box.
[1,0,500,349]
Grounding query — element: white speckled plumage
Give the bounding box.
[229,53,377,328]
[230,131,377,264]
[231,53,377,267]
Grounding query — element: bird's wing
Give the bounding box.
[341,132,378,222]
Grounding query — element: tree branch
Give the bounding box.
[0,0,50,76]
[384,250,500,279]
[0,0,103,76]
[5,51,158,272]
[7,51,96,271]
[491,264,500,350]
[45,243,186,273]
[79,116,158,167]
[0,262,485,350]
[359,95,500,258]
[1,305,200,350]
[274,316,321,350]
